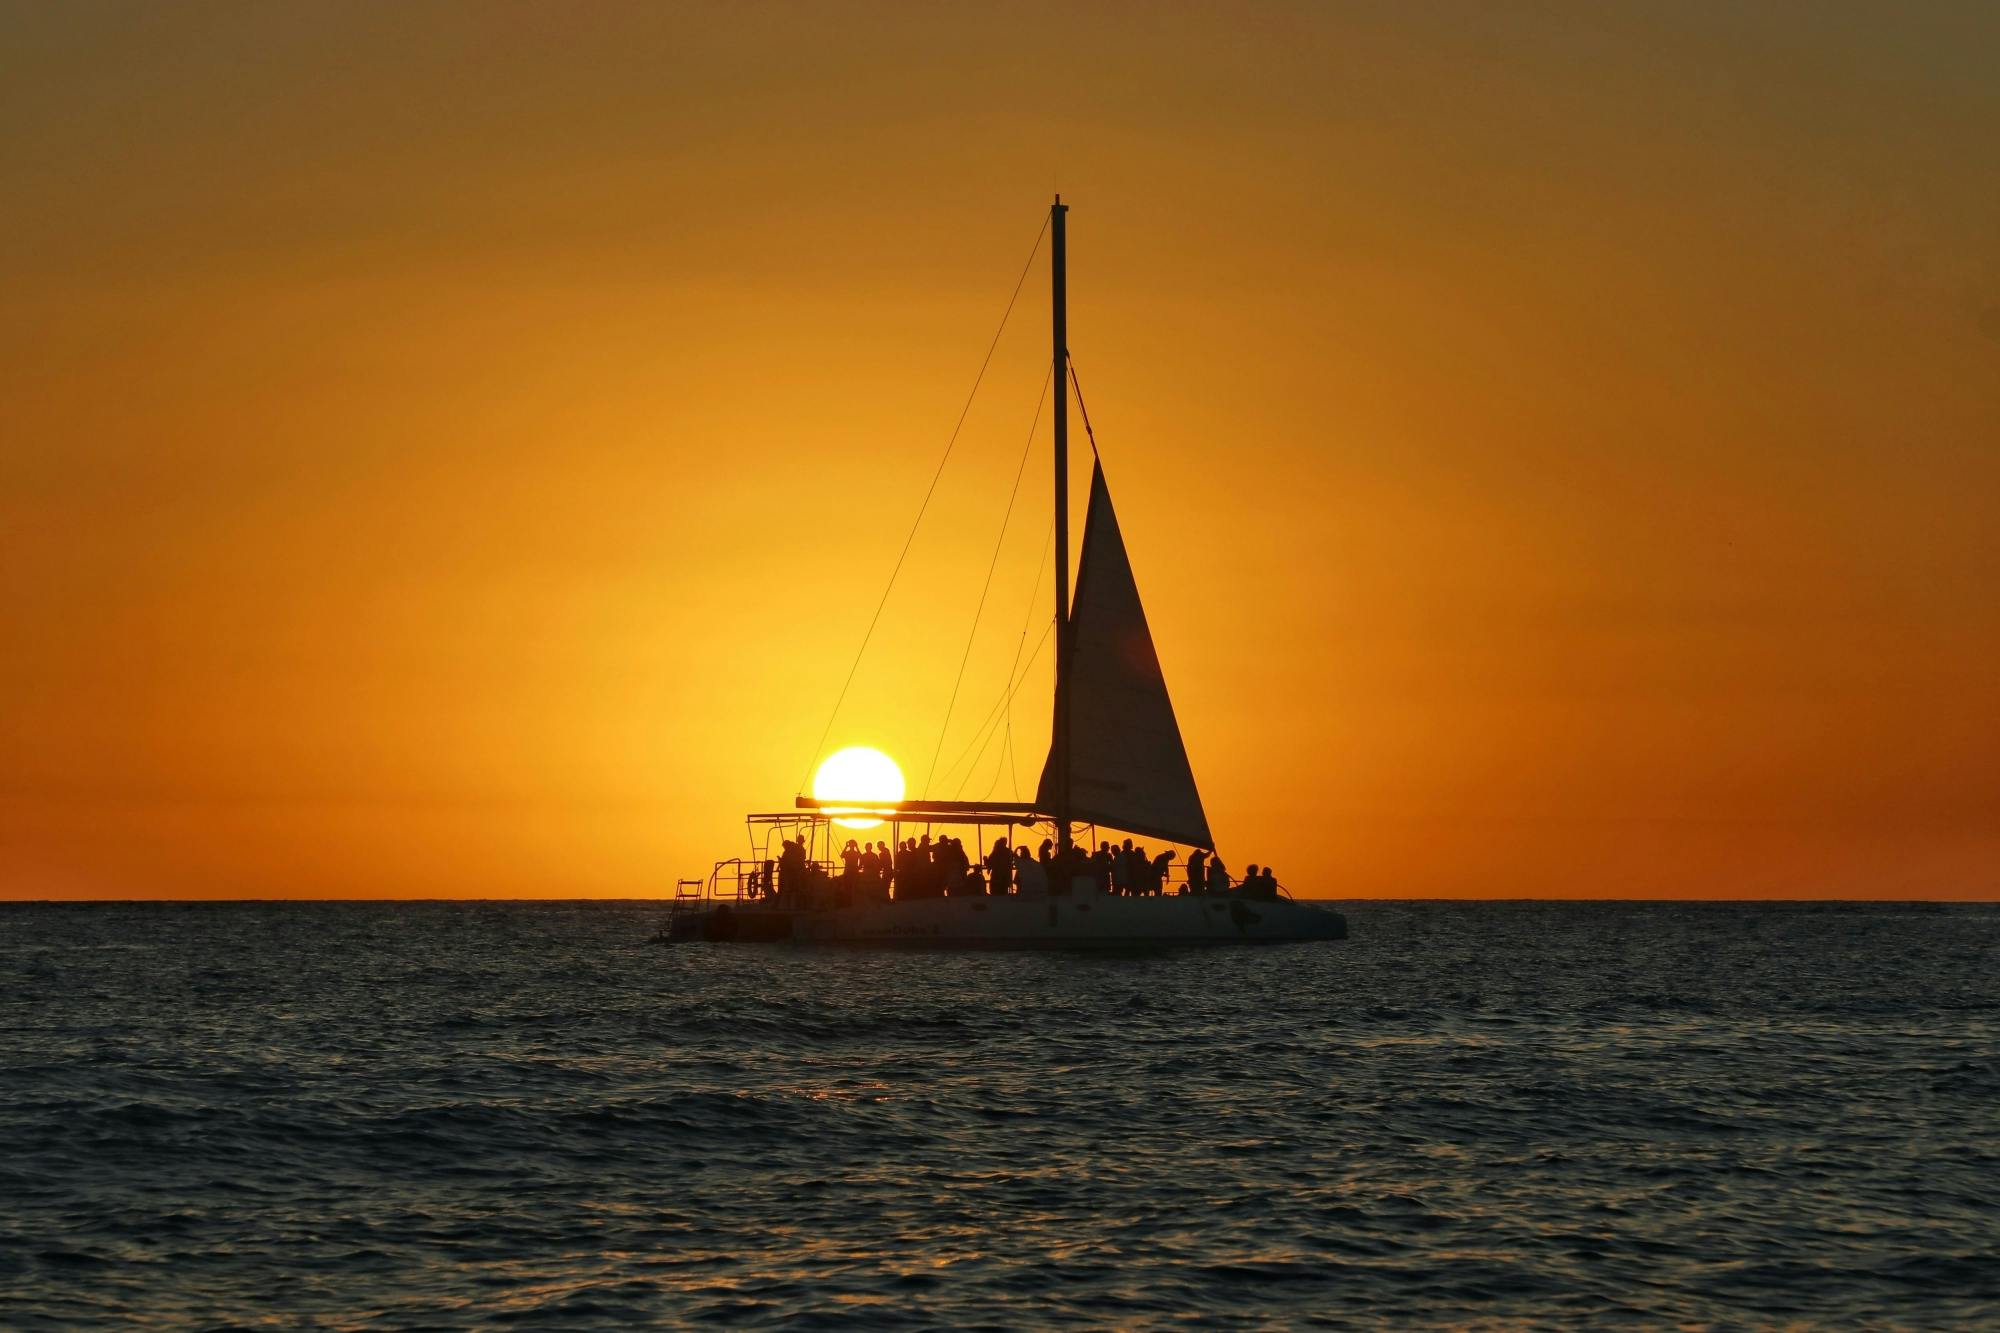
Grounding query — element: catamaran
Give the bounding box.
[664,198,1346,947]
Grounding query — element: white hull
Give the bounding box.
[790,890,1345,948]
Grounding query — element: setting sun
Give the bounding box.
[811,747,906,829]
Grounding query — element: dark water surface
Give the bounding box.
[3,901,1996,1329]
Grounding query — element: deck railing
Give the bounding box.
[680,854,1288,903]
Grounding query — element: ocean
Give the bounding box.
[2,900,1995,1328]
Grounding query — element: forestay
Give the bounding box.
[1037,463,1214,849]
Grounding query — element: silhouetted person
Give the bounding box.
[1185,848,1207,895]
[1090,844,1114,894]
[932,837,949,898]
[779,837,810,903]
[954,842,970,895]
[987,838,1015,895]
[1014,845,1047,896]
[1207,856,1230,896]
[1150,849,1175,897]
[1048,844,1076,896]
[938,838,959,896]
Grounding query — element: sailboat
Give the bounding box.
[664,198,1347,947]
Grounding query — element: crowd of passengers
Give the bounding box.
[756,833,1284,908]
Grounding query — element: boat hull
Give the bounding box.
[668,892,1346,948]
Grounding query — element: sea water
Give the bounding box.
[2,901,1995,1328]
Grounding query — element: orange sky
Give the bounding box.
[4,3,1996,900]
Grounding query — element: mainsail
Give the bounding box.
[1037,462,1214,849]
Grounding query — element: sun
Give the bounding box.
[812,746,906,830]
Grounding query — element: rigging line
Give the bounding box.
[957,674,1023,802]
[980,705,1014,802]
[1004,520,1053,798]
[923,361,1054,794]
[1003,674,1018,798]
[956,512,1064,792]
[943,616,1054,795]
[796,211,1051,795]
[999,714,1016,799]
[1001,518,1052,799]
[949,517,1053,799]
[982,647,1026,804]
[1065,353,1102,462]
[942,607,1053,796]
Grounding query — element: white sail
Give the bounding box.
[1037,463,1214,849]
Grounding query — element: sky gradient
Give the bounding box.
[4,2,1996,899]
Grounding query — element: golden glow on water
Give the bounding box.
[811,748,905,830]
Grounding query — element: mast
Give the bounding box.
[1051,195,1072,853]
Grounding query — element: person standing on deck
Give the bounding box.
[1090,844,1114,894]
[933,836,953,898]
[779,837,809,904]
[1185,848,1208,895]
[1014,845,1047,896]
[1112,839,1132,895]
[986,838,1014,895]
[1206,856,1230,896]
[892,839,913,901]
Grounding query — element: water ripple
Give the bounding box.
[2,900,1996,1327]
